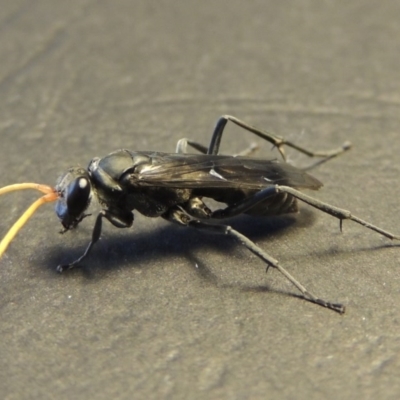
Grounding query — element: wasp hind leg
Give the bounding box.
[176,115,350,166]
[275,185,400,240]
[175,137,258,157]
[209,115,351,164]
[163,206,345,313]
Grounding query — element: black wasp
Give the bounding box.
[1,115,399,313]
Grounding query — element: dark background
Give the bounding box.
[1,1,400,399]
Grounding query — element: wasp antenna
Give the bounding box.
[0,183,55,196]
[0,190,58,258]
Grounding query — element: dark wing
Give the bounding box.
[133,152,322,190]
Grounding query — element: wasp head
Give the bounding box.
[55,167,92,230]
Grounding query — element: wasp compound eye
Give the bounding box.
[55,168,92,230]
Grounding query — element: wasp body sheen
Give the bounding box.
[1,116,399,314]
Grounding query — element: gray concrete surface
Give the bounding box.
[1,1,400,399]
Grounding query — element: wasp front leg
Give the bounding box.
[57,208,134,272]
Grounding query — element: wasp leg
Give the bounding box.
[176,138,208,154]
[209,115,351,162]
[275,185,400,240]
[164,207,344,313]
[183,197,212,219]
[211,184,400,241]
[234,143,259,157]
[211,186,279,219]
[57,209,134,272]
[176,138,258,157]
[57,212,105,272]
